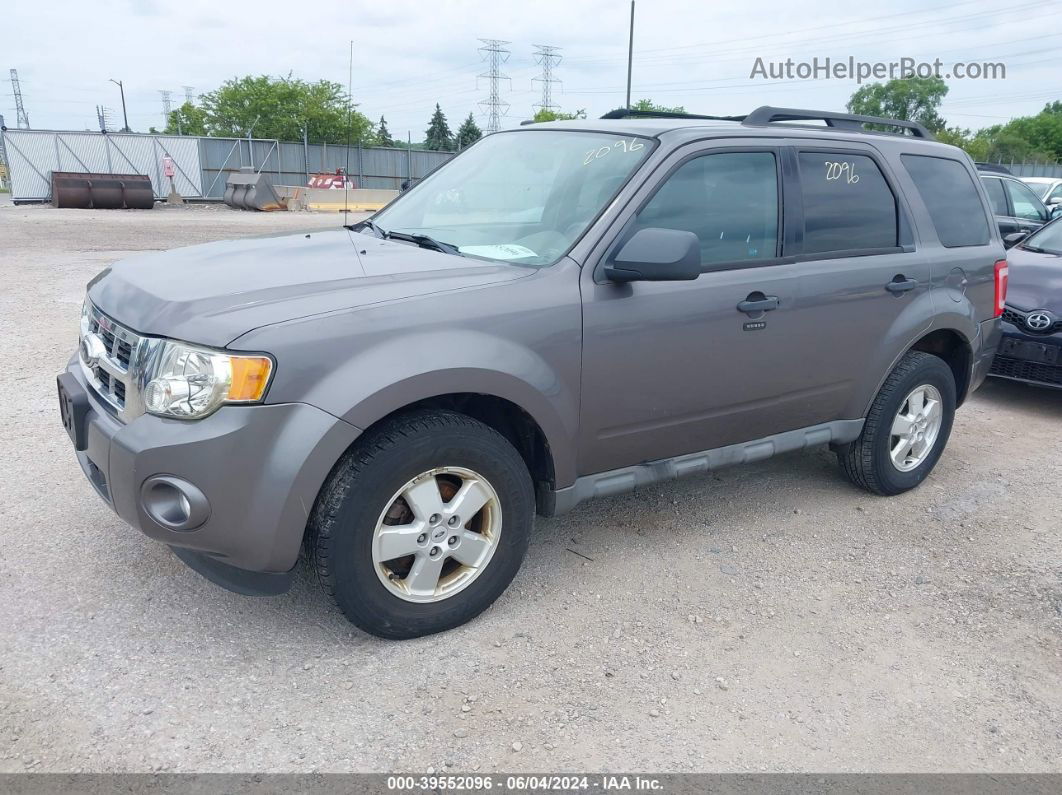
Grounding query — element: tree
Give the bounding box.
[532,108,587,122]
[455,113,482,149]
[846,77,948,132]
[197,74,373,144]
[424,103,453,151]
[163,102,208,136]
[631,99,686,114]
[376,115,396,147]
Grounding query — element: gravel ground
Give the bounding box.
[1,203,1060,774]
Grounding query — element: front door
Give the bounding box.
[578,144,814,475]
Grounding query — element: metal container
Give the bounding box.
[51,172,154,209]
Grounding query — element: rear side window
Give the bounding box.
[797,152,898,254]
[982,177,1008,216]
[901,155,991,247]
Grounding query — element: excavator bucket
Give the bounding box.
[51,172,154,210]
[223,168,285,211]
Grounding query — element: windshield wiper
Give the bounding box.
[386,230,464,257]
[1020,244,1047,253]
[346,218,387,238]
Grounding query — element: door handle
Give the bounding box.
[886,277,918,294]
[737,295,780,314]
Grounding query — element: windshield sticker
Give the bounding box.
[583,138,645,165]
[459,244,539,260]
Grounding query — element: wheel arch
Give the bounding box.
[908,328,974,406]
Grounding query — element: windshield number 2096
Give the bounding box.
[584,138,644,165]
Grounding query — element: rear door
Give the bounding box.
[784,142,932,421]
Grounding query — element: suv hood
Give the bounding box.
[88,229,532,346]
[1006,246,1062,314]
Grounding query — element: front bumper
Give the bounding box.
[60,356,361,592]
[988,320,1062,389]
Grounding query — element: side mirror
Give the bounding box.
[1050,203,1062,219]
[1047,196,1062,207]
[604,227,701,283]
[1003,231,1028,248]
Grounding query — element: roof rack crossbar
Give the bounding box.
[741,106,933,139]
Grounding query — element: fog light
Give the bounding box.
[140,475,210,531]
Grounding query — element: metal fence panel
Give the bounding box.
[1,130,203,201]
[2,129,455,201]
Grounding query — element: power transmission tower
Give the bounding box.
[477,38,511,134]
[10,69,30,129]
[182,85,195,104]
[532,45,562,115]
[159,89,173,127]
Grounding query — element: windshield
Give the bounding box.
[371,130,653,266]
[1020,217,1062,255]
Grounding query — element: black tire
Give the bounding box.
[307,409,534,639]
[836,351,957,496]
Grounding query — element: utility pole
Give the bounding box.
[10,69,30,129]
[532,44,562,116]
[158,89,172,129]
[625,1,636,109]
[477,39,511,134]
[109,79,130,132]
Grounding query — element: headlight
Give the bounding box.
[142,340,273,420]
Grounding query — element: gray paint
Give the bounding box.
[67,117,1004,580]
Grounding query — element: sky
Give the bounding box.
[3,0,1061,140]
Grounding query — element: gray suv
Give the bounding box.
[58,107,1005,638]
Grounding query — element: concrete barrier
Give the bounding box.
[274,186,399,212]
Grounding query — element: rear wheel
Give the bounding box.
[307,409,533,639]
[837,351,956,496]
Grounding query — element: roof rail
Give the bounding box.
[741,106,934,139]
[600,108,742,121]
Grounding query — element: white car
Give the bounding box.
[1021,176,1062,207]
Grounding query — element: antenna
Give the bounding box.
[343,39,353,220]
[159,89,173,127]
[477,39,511,133]
[10,69,30,129]
[532,45,562,115]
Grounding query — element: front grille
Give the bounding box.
[1001,305,1062,335]
[990,355,1062,385]
[80,304,144,420]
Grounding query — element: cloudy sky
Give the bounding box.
[4,0,1061,139]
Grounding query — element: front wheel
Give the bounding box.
[837,351,957,496]
[307,410,534,639]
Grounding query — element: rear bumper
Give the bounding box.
[61,356,361,590]
[969,317,1002,398]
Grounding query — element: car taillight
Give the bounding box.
[994,259,1008,318]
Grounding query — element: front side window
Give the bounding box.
[372,130,652,266]
[982,177,1008,216]
[798,152,898,254]
[1005,179,1047,222]
[901,155,990,248]
[634,151,779,266]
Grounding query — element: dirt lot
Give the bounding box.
[0,202,1060,773]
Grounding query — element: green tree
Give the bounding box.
[163,102,208,136]
[846,77,948,132]
[198,74,372,144]
[455,113,482,149]
[532,108,587,122]
[631,99,686,114]
[376,115,396,147]
[424,103,453,151]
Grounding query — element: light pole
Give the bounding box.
[109,79,130,132]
